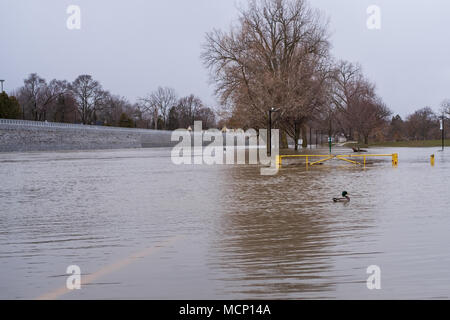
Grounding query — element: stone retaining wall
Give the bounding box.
[0,119,175,152]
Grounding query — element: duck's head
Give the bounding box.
[342,191,348,197]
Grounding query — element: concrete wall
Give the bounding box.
[0,119,176,152]
[0,119,278,153]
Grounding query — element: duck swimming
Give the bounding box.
[333,191,350,203]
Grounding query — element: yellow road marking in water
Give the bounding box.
[35,235,183,300]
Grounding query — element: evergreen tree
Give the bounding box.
[119,112,133,128]
[0,92,21,119]
[167,106,180,130]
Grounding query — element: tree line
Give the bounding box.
[387,107,449,142]
[0,74,216,130]
[2,0,449,145]
[202,0,449,147]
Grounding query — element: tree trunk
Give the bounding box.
[280,131,288,149]
[294,122,299,150]
[301,125,308,148]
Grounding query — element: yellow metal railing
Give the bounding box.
[277,155,333,168]
[277,153,398,169]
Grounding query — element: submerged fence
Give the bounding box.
[277,153,399,169]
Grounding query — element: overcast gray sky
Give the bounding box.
[1,0,449,117]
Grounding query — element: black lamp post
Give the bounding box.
[268,107,280,156]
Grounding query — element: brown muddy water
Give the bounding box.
[0,147,449,299]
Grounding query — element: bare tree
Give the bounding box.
[138,96,158,129]
[202,0,330,138]
[331,61,367,138]
[177,94,204,128]
[194,106,216,129]
[52,91,77,123]
[346,96,391,144]
[139,87,177,129]
[40,80,69,120]
[330,60,392,143]
[440,99,450,117]
[280,60,333,149]
[152,87,177,129]
[405,107,437,140]
[19,73,46,120]
[16,74,67,121]
[69,75,108,124]
[100,95,132,126]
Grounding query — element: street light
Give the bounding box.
[268,107,280,156]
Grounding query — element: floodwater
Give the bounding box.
[0,147,449,299]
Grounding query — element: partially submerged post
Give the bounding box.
[328,137,332,153]
[276,155,281,169]
[392,153,398,167]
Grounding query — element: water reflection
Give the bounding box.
[1,147,449,299]
[210,157,380,298]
